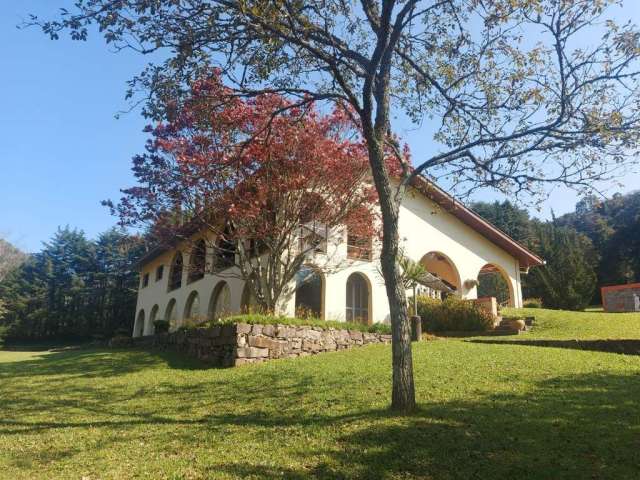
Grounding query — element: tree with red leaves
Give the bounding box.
[109,74,382,312]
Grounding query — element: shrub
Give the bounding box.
[417,295,494,332]
[153,319,170,333]
[523,298,543,308]
[218,314,392,334]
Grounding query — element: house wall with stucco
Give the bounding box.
[132,185,526,336]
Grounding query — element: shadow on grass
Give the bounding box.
[1,348,639,479]
[0,347,207,381]
[468,338,640,355]
[202,371,640,479]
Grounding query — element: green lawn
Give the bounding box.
[1,309,639,479]
[502,307,640,340]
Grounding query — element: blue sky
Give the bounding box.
[1,1,640,253]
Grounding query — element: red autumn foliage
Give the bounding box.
[110,73,403,308]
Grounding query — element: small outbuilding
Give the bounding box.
[601,283,640,312]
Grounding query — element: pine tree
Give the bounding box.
[525,222,597,311]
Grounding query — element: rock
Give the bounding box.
[262,325,275,337]
[304,329,322,340]
[236,346,269,358]
[236,323,252,334]
[248,335,279,349]
[251,324,263,335]
[349,330,363,342]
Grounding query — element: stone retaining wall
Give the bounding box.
[114,323,392,366]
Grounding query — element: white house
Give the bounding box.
[131,177,543,336]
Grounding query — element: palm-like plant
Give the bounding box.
[398,252,430,317]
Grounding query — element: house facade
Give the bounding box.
[132,178,543,336]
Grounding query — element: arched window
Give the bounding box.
[215,229,236,271]
[188,240,206,283]
[208,281,231,320]
[148,304,159,334]
[168,252,183,291]
[346,273,370,324]
[134,309,145,337]
[295,267,324,319]
[184,291,201,322]
[165,299,178,330]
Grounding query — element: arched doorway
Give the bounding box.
[184,291,201,323]
[148,304,159,335]
[295,266,324,319]
[208,281,231,320]
[346,272,371,324]
[134,309,145,337]
[477,263,514,307]
[165,298,178,330]
[420,252,461,297]
[241,282,259,313]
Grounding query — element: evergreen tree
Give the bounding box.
[471,201,533,245]
[525,222,597,311]
[0,227,143,341]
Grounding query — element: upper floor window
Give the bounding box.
[347,232,372,261]
[141,273,150,288]
[214,230,236,271]
[168,252,183,291]
[298,223,327,254]
[155,265,164,282]
[188,240,207,283]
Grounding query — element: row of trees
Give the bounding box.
[0,228,143,341]
[472,192,640,311]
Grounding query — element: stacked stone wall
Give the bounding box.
[118,323,391,366]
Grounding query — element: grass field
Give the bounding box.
[1,308,639,479]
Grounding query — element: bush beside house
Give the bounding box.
[416,296,494,333]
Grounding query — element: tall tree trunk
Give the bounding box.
[366,137,416,413]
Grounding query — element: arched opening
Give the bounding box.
[208,281,231,321]
[420,252,461,298]
[295,266,324,319]
[184,291,201,323]
[346,272,371,325]
[187,240,206,283]
[241,281,259,313]
[168,252,183,291]
[477,263,514,307]
[165,298,178,330]
[148,304,159,335]
[134,309,145,337]
[214,228,236,271]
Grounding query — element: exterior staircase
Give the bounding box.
[487,315,535,336]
